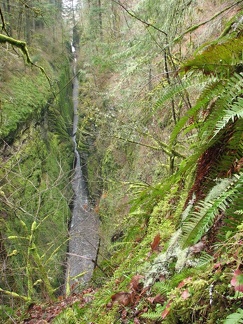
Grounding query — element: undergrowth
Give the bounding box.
[56,6,243,323]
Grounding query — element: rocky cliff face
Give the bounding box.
[0,26,74,306]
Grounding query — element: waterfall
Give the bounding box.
[70,45,88,209]
[65,43,100,292]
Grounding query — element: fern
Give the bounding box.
[223,309,243,324]
[129,173,179,215]
[141,309,163,321]
[222,182,243,236]
[196,251,213,268]
[171,27,243,147]
[182,36,243,75]
[153,281,172,295]
[200,73,243,141]
[170,77,223,145]
[152,76,203,112]
[213,97,243,137]
[180,173,243,248]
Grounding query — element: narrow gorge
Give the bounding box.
[0,1,242,323]
[65,43,100,290]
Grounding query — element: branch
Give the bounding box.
[114,135,160,150]
[157,139,186,158]
[114,135,185,158]
[173,0,243,43]
[19,0,42,16]
[112,0,167,37]
[0,33,32,62]
[0,288,30,302]
[0,6,7,32]
[0,33,52,86]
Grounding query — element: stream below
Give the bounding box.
[65,44,100,291]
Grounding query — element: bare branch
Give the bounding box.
[114,135,185,158]
[112,0,168,37]
[0,6,7,33]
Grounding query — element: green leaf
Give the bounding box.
[182,36,243,75]
[180,173,243,248]
[223,309,243,324]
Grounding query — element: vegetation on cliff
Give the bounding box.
[61,1,243,323]
[0,0,74,319]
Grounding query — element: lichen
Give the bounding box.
[143,229,192,287]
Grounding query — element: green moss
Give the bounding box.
[0,119,73,301]
[0,71,49,141]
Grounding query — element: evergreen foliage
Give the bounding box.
[180,174,243,248]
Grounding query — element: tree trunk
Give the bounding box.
[98,0,103,38]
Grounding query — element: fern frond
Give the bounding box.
[180,173,243,248]
[182,36,243,75]
[200,73,243,141]
[129,173,179,214]
[221,176,243,236]
[141,309,162,320]
[170,77,223,145]
[209,118,243,179]
[152,73,210,117]
[236,210,243,215]
[153,281,172,295]
[213,97,243,137]
[196,251,214,268]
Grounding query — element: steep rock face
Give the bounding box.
[0,118,73,302]
[0,38,74,304]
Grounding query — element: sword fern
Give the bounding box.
[180,173,243,248]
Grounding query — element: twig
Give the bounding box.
[0,288,30,302]
[114,135,185,158]
[66,252,92,260]
[112,0,168,36]
[92,259,108,277]
[0,6,7,33]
